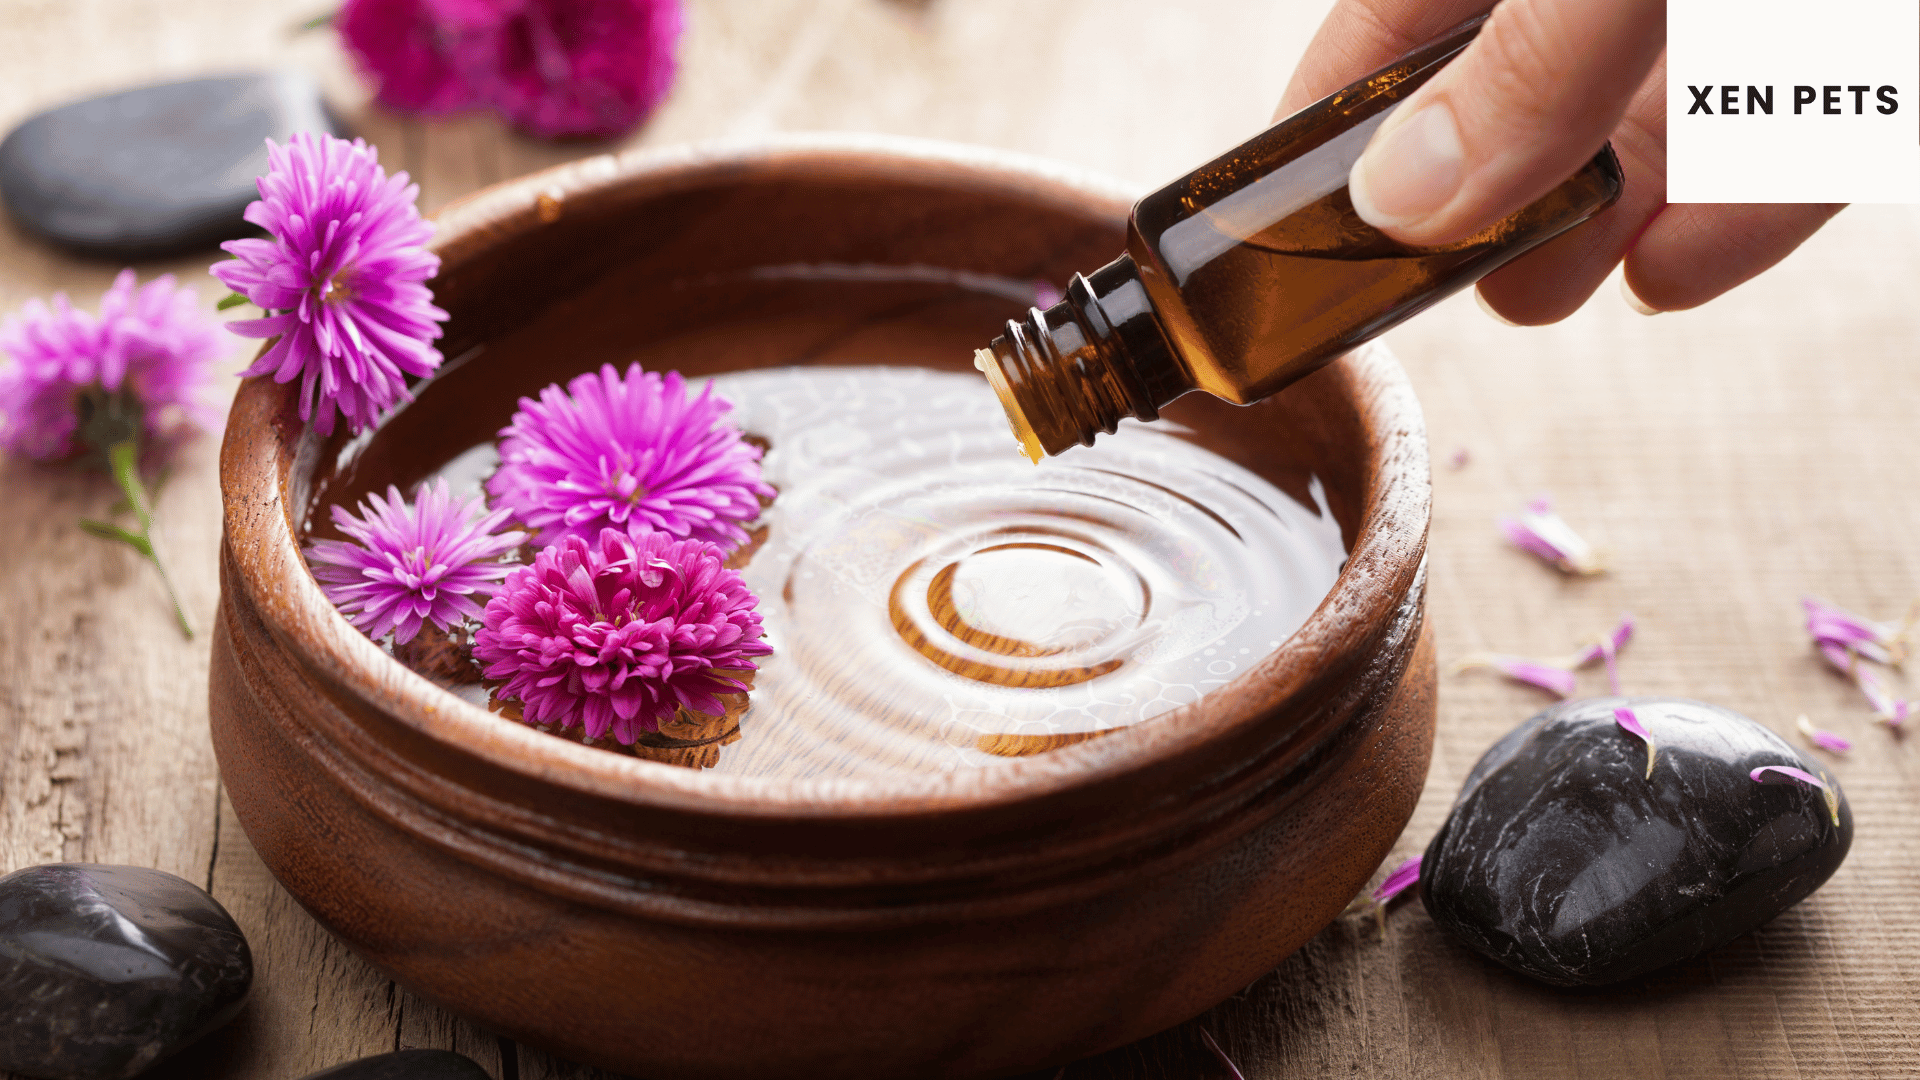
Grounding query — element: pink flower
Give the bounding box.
[213,132,447,436]
[474,528,771,742]
[487,363,773,550]
[338,0,684,141]
[339,0,505,115]
[493,0,684,139]
[0,270,221,461]
[308,479,525,644]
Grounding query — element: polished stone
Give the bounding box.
[0,864,252,1080]
[1421,696,1852,986]
[0,71,337,258]
[298,1049,493,1080]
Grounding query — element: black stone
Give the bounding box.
[298,1050,493,1080]
[0,864,252,1080]
[0,71,338,258]
[1420,696,1851,987]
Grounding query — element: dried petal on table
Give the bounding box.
[1499,494,1607,575]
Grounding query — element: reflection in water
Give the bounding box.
[405,366,1347,780]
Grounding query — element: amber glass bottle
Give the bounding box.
[976,17,1623,461]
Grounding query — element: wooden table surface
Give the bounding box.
[4,2,1918,1077]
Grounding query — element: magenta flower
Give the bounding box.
[1500,495,1606,576]
[1797,714,1852,754]
[339,0,504,116]
[0,270,221,461]
[213,132,446,437]
[338,0,683,141]
[487,363,773,550]
[473,528,772,742]
[308,479,525,644]
[493,0,684,140]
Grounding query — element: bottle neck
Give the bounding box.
[976,255,1187,462]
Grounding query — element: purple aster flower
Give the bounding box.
[212,132,447,437]
[0,270,221,461]
[487,363,774,550]
[308,479,525,644]
[339,0,506,116]
[491,0,684,140]
[472,528,772,743]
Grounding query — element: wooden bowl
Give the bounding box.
[210,134,1435,1080]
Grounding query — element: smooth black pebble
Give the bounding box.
[0,864,252,1080]
[1421,696,1851,986]
[0,71,337,258]
[297,1050,493,1080]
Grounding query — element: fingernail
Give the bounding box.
[1619,275,1659,316]
[1349,100,1464,235]
[1474,286,1518,326]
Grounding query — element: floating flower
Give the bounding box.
[338,0,684,141]
[1449,615,1634,698]
[308,479,525,644]
[213,132,446,436]
[487,363,773,550]
[1500,495,1606,575]
[0,270,220,461]
[1751,764,1840,826]
[1614,706,1655,778]
[338,0,503,116]
[473,528,772,743]
[1796,714,1852,754]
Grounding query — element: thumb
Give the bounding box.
[1348,0,1664,245]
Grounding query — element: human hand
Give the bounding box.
[1278,0,1844,323]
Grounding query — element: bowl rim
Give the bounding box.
[219,131,1431,823]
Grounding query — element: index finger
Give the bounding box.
[1278,0,1497,116]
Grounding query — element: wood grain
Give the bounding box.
[2,0,1918,1078]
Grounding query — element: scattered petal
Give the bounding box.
[1198,1028,1245,1080]
[1816,638,1911,726]
[1802,595,1910,666]
[1796,714,1852,754]
[1614,706,1656,778]
[1372,855,1422,904]
[1499,494,1606,575]
[1448,653,1577,697]
[1751,764,1841,825]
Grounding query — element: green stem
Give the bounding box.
[81,439,193,639]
